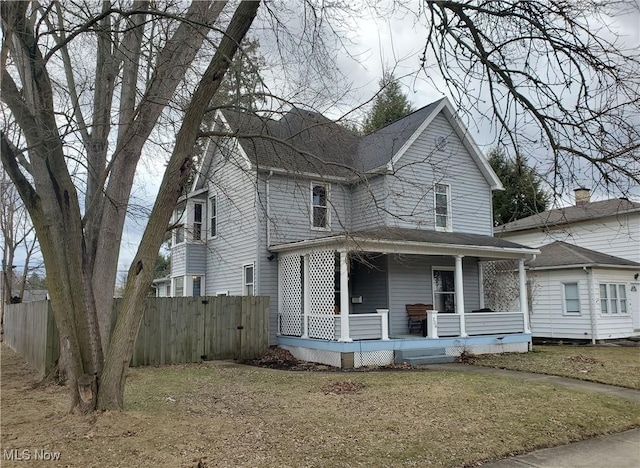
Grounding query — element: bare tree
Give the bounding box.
[0,165,40,333]
[1,0,260,412]
[418,1,640,196]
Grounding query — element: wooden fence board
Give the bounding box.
[4,296,269,374]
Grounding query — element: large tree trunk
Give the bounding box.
[98,0,260,410]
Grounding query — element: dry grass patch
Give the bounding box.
[2,344,639,467]
[468,345,640,389]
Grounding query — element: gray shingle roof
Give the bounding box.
[221,101,444,178]
[496,199,640,234]
[222,107,360,178]
[527,241,640,269]
[354,100,443,172]
[347,227,533,250]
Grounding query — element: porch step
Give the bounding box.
[394,348,455,365]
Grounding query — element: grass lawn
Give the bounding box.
[467,345,640,390]
[2,344,639,468]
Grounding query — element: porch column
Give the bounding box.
[455,255,467,337]
[478,261,485,309]
[338,250,352,342]
[518,259,531,333]
[302,254,310,338]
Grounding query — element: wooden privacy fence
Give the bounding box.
[3,300,59,378]
[3,296,269,377]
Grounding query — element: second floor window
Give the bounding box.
[193,203,203,241]
[312,184,329,229]
[434,183,451,231]
[209,195,217,237]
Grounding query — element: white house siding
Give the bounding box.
[350,176,388,231]
[528,269,594,339]
[170,243,186,277]
[386,113,494,235]
[204,147,258,297]
[186,244,207,276]
[501,213,640,263]
[387,254,481,335]
[592,268,638,339]
[267,174,350,244]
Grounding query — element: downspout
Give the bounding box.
[266,171,273,249]
[584,266,597,344]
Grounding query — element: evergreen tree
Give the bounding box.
[489,148,550,226]
[362,71,413,133]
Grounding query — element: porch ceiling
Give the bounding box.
[269,227,539,260]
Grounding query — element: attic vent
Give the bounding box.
[435,136,448,151]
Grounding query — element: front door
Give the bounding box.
[433,268,455,313]
[630,283,640,331]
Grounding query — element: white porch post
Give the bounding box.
[478,261,485,309]
[518,259,531,333]
[302,254,310,338]
[338,250,352,342]
[455,255,467,337]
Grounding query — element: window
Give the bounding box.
[243,264,254,296]
[193,203,203,241]
[192,276,202,297]
[433,268,455,313]
[434,183,451,231]
[174,277,184,297]
[209,195,217,237]
[173,205,185,244]
[563,282,580,315]
[311,184,329,229]
[600,283,628,314]
[166,284,171,297]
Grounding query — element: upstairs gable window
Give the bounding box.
[311,183,330,229]
[434,183,451,231]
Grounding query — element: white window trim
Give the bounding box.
[191,275,204,297]
[243,263,255,296]
[431,266,455,312]
[561,282,581,316]
[310,182,331,231]
[172,205,186,246]
[172,276,186,297]
[209,194,218,239]
[191,202,204,242]
[599,283,629,315]
[433,183,452,232]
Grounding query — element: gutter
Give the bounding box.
[584,266,597,344]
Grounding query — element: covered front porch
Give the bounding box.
[270,228,539,368]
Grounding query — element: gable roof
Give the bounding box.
[527,241,640,270]
[220,107,359,178]
[496,198,640,234]
[215,98,501,188]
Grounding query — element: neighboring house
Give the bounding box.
[168,97,539,368]
[496,190,640,340]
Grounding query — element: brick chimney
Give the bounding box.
[574,188,591,207]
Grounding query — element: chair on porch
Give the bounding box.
[405,304,433,335]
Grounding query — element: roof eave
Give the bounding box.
[528,263,640,271]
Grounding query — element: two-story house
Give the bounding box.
[496,191,640,341]
[162,98,540,367]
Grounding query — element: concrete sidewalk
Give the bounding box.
[481,428,640,467]
[421,363,640,466]
[422,363,640,401]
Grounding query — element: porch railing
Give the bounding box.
[427,311,525,338]
[334,310,390,341]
